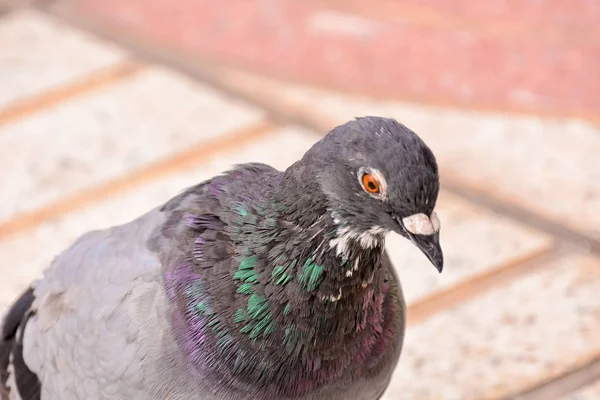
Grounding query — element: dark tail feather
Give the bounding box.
[1,288,40,400]
[1,287,34,389]
[0,339,10,400]
[2,288,35,341]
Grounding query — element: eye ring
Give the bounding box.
[361,173,381,194]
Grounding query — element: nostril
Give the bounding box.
[388,212,402,225]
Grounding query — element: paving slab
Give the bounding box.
[383,252,600,400]
[0,65,264,224]
[0,9,126,109]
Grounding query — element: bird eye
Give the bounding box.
[361,173,380,194]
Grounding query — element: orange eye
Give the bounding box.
[362,173,380,194]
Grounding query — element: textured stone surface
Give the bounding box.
[383,252,600,400]
[0,66,263,224]
[0,9,126,108]
[564,380,600,400]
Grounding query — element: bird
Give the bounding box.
[0,116,443,400]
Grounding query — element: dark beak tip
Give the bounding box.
[436,261,444,273]
[417,253,443,274]
[429,253,443,273]
[406,230,444,274]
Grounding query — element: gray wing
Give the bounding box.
[10,208,176,400]
[3,164,280,400]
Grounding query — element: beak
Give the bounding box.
[410,232,444,273]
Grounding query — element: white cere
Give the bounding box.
[402,211,441,236]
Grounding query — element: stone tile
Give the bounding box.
[0,124,552,313]
[0,66,264,224]
[219,71,600,241]
[382,252,600,400]
[0,9,126,108]
[564,380,600,400]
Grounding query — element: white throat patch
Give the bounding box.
[329,225,387,256]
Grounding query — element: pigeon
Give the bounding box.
[0,116,443,400]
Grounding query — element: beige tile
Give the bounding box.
[0,9,126,108]
[0,66,264,224]
[382,252,600,400]
[564,380,600,400]
[215,69,600,240]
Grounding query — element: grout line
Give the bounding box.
[500,354,600,400]
[0,120,277,240]
[0,60,145,128]
[406,244,559,325]
[41,3,600,127]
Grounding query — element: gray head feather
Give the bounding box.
[291,116,443,270]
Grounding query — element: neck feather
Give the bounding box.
[162,172,400,398]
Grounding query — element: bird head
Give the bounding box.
[302,116,443,272]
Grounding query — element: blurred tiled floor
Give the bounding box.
[1,6,600,400]
[50,0,600,120]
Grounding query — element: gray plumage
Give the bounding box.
[0,116,443,400]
